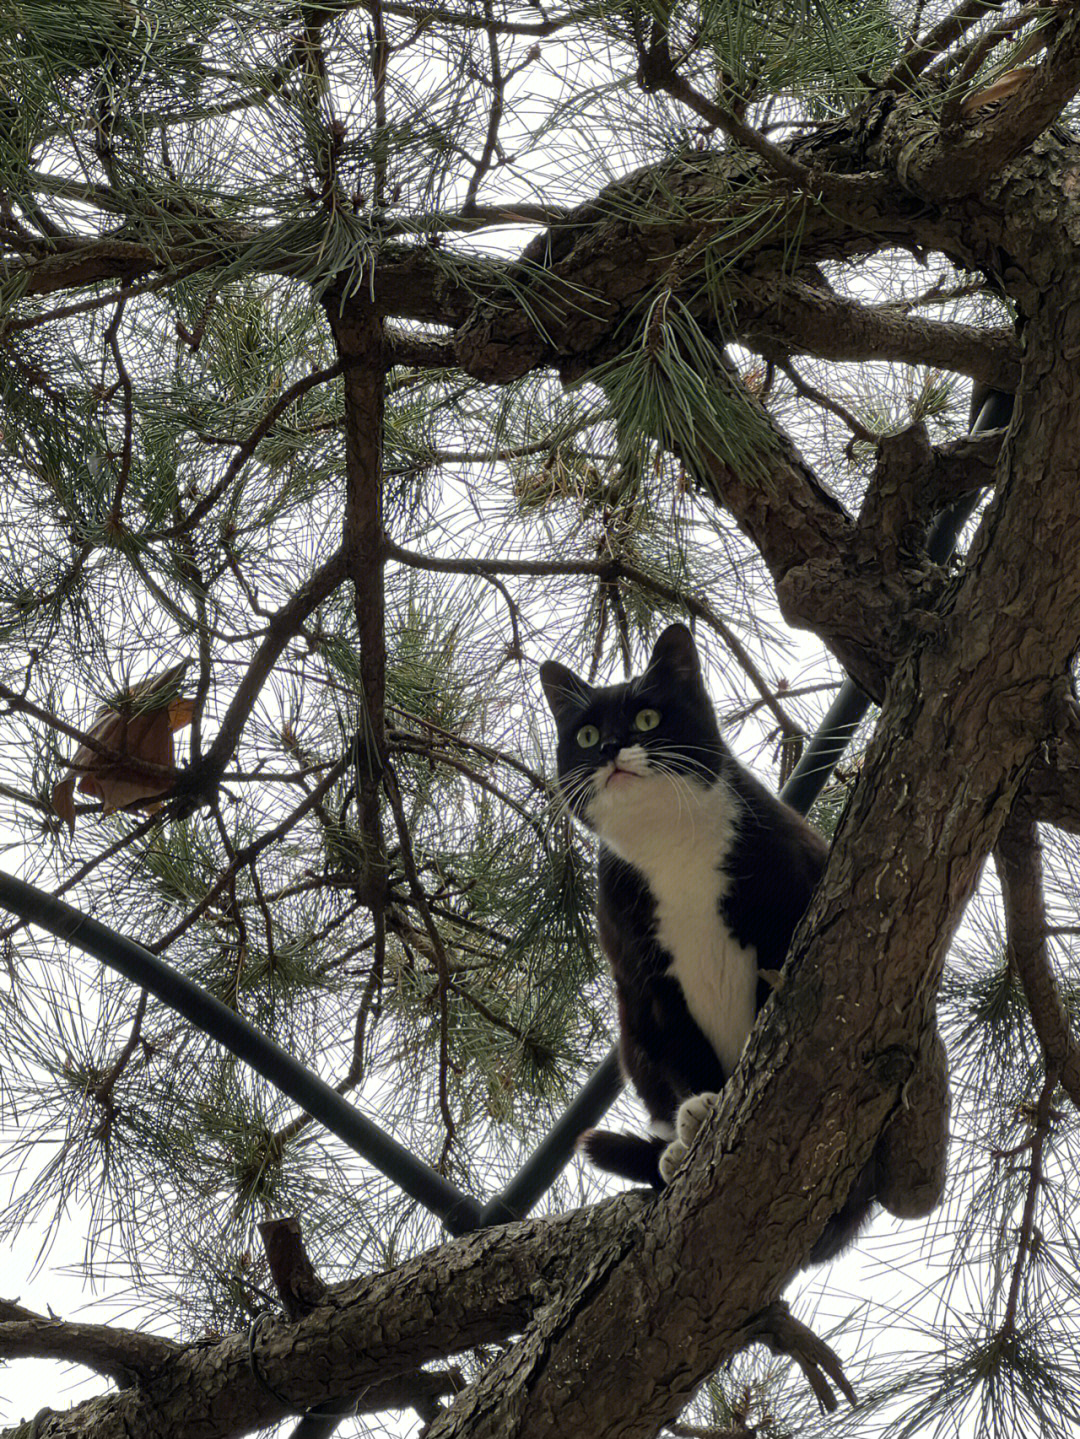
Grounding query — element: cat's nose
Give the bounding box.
[598,739,621,761]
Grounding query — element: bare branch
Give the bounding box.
[740,1301,856,1412]
[995,809,1080,1111]
[0,1304,178,1384]
[200,552,350,787]
[739,279,1019,390]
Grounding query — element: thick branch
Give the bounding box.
[739,280,1019,389]
[879,7,1080,200]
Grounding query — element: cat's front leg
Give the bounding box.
[658,1091,721,1184]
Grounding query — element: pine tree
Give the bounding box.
[2,1,1080,1436]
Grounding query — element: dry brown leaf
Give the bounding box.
[51,663,193,832]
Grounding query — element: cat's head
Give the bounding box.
[539,624,726,834]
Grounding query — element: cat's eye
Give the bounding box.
[634,708,661,732]
[576,724,600,748]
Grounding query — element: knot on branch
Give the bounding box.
[857,422,936,575]
[259,1217,330,1322]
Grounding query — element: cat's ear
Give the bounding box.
[539,660,591,725]
[646,624,702,685]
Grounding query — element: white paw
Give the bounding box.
[658,1093,721,1184]
[675,1091,721,1148]
[658,1138,686,1185]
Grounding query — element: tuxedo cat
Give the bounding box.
[541,623,875,1262]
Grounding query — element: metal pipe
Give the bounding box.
[777,681,870,817]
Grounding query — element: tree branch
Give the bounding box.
[199,552,349,787]
[391,276,1080,1439]
[738,278,1019,390]
[994,809,1080,1111]
[0,1304,177,1385]
[880,5,1080,200]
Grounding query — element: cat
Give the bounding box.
[541,622,875,1262]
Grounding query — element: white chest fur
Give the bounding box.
[588,753,759,1076]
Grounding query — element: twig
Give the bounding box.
[258,932,385,1162]
[385,542,803,742]
[883,0,1005,90]
[370,0,390,208]
[1000,1065,1058,1336]
[0,682,178,779]
[145,362,345,542]
[463,1,506,214]
[200,550,350,786]
[361,1,589,36]
[103,296,134,520]
[382,761,457,1158]
[634,28,874,201]
[775,357,877,444]
[0,258,212,336]
[387,708,552,794]
[149,757,351,957]
[391,737,546,833]
[90,988,149,1115]
[943,0,1050,102]
[414,405,610,465]
[210,800,253,1009]
[0,811,163,945]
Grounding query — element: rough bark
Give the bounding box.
[23,285,1080,1439]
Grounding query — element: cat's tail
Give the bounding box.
[579,1128,664,1188]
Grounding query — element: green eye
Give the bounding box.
[634,708,661,732]
[576,724,600,748]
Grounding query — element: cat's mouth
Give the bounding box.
[605,765,639,787]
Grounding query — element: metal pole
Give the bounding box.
[476,1048,624,1226]
[778,682,870,817]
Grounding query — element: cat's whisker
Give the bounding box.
[638,747,714,791]
[558,763,609,822]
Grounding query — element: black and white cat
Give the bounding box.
[541,623,874,1261]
